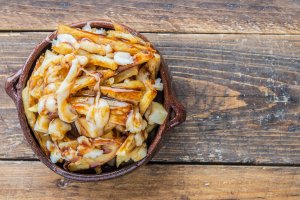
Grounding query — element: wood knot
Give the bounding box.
[56,178,72,189]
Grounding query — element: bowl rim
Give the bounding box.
[6,19,186,181]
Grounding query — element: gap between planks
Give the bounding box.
[2,30,300,36]
[1,158,300,168]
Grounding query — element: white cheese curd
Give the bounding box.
[52,34,79,49]
[77,136,90,145]
[44,83,57,94]
[152,78,164,91]
[63,148,77,161]
[45,95,57,113]
[83,149,104,159]
[82,22,106,35]
[48,118,71,141]
[126,110,147,133]
[104,44,113,54]
[37,95,57,115]
[50,149,62,163]
[114,52,134,65]
[82,22,92,32]
[94,28,106,35]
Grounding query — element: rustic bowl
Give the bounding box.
[5,20,186,182]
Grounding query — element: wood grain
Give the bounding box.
[1,0,300,33]
[1,32,300,164]
[0,161,299,200]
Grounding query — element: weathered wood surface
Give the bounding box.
[0,161,299,200]
[1,0,300,33]
[1,32,299,164]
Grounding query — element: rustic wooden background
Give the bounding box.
[1,0,300,199]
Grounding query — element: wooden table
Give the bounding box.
[1,1,300,199]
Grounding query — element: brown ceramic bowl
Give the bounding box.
[5,20,186,182]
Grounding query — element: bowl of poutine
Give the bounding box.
[5,20,186,181]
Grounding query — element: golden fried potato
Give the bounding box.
[52,42,74,55]
[111,80,145,90]
[22,86,37,128]
[71,75,96,94]
[68,140,120,171]
[58,25,101,44]
[107,30,146,45]
[113,66,139,83]
[145,53,161,80]
[100,86,143,103]
[139,80,157,115]
[79,39,106,55]
[89,54,118,70]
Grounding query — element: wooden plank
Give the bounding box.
[0,161,300,200]
[1,0,300,33]
[1,33,300,164]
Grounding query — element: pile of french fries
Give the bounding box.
[22,22,168,173]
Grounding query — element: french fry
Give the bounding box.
[58,25,101,44]
[133,51,154,65]
[111,80,145,90]
[104,122,117,134]
[69,97,94,115]
[113,66,139,83]
[32,55,45,74]
[79,40,106,55]
[69,97,95,105]
[132,43,155,52]
[22,86,37,128]
[139,80,157,115]
[111,21,147,45]
[48,118,71,141]
[130,143,147,162]
[107,30,146,45]
[102,131,115,139]
[52,42,74,55]
[109,105,132,125]
[33,50,63,77]
[76,49,92,56]
[71,75,96,94]
[109,40,140,54]
[89,54,118,70]
[34,115,50,134]
[75,117,99,138]
[100,86,143,103]
[145,53,161,80]
[97,69,116,80]
[116,138,147,167]
[73,89,96,97]
[70,97,131,126]
[68,141,120,171]
[112,21,128,32]
[34,131,51,156]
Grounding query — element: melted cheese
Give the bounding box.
[53,34,79,49]
[114,52,134,65]
[126,110,147,133]
[83,149,104,159]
